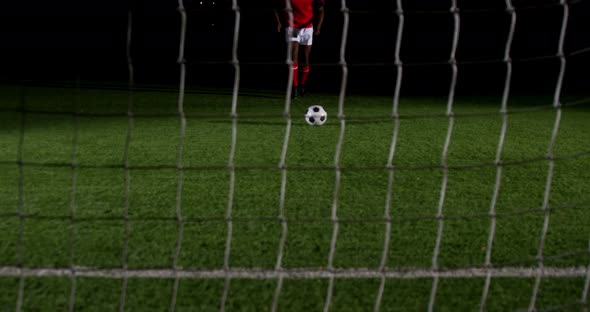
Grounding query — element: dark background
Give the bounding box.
[0,0,588,96]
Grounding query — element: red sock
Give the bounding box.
[292,63,299,87]
[300,65,310,86]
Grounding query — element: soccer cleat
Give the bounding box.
[291,86,298,99]
[299,84,306,97]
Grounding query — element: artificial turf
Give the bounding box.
[0,84,589,311]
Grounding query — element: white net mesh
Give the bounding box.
[1,0,589,311]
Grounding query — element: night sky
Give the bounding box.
[1,0,588,95]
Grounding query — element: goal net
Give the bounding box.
[0,0,589,311]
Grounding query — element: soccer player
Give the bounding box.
[274,0,325,98]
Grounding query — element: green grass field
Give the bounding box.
[0,85,589,311]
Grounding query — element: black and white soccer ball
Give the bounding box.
[305,105,327,126]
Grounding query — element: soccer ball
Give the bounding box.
[305,105,327,126]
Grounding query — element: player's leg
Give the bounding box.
[286,27,301,98]
[298,27,314,96]
[291,42,300,98]
[300,44,312,96]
